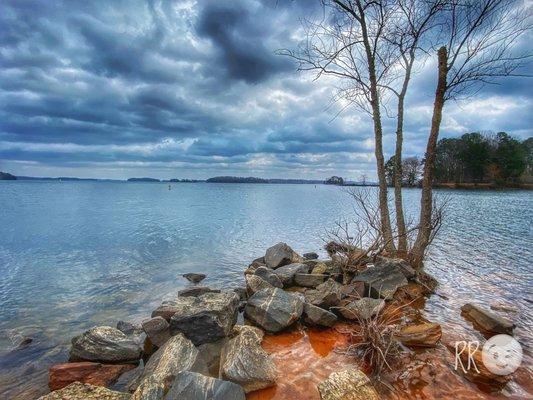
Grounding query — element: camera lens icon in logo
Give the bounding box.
[482,334,522,375]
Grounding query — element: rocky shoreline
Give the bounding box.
[38,242,519,400]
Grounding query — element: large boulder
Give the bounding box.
[164,371,245,400]
[337,298,385,320]
[294,273,328,288]
[245,288,304,332]
[395,322,442,347]
[272,263,309,287]
[220,326,277,393]
[49,362,135,391]
[461,303,515,334]
[142,317,171,348]
[70,327,142,363]
[132,334,201,399]
[245,274,275,296]
[303,303,337,327]
[352,263,408,299]
[254,266,283,288]
[264,243,302,269]
[317,368,379,400]
[374,256,416,280]
[39,382,131,400]
[304,279,343,309]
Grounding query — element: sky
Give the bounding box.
[0,0,531,180]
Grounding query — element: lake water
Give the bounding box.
[0,181,531,399]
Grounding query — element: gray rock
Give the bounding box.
[38,382,131,400]
[264,242,302,269]
[133,334,201,399]
[317,368,379,400]
[196,338,228,377]
[272,263,309,287]
[142,317,171,348]
[340,282,365,299]
[294,273,328,288]
[304,259,342,276]
[352,264,408,299]
[220,325,277,393]
[232,286,247,301]
[246,274,275,296]
[169,292,240,345]
[245,288,304,332]
[303,252,319,260]
[165,371,245,400]
[254,266,283,288]
[178,286,220,297]
[337,298,385,320]
[303,303,338,327]
[116,321,141,335]
[70,326,142,363]
[461,303,515,335]
[374,256,416,280]
[182,273,207,283]
[304,279,343,309]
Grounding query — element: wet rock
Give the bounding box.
[142,317,171,348]
[352,263,408,299]
[49,362,136,391]
[182,273,206,284]
[254,266,283,288]
[116,321,141,336]
[70,326,142,363]
[133,334,201,398]
[304,279,343,309]
[317,368,379,400]
[232,286,247,301]
[220,325,277,392]
[178,286,220,297]
[264,242,302,269]
[272,263,309,287]
[165,371,245,400]
[461,303,515,334]
[169,292,240,345]
[17,336,33,348]
[303,252,319,260]
[395,322,442,347]
[337,298,384,320]
[245,288,304,333]
[294,273,328,288]
[490,302,519,313]
[246,274,275,296]
[39,382,131,399]
[303,303,337,327]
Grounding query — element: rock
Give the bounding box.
[305,260,342,277]
[254,266,283,288]
[220,325,277,393]
[264,242,302,269]
[303,303,338,327]
[245,288,304,333]
[232,286,247,301]
[70,327,142,363]
[311,262,328,275]
[341,282,365,299]
[395,322,442,347]
[182,273,206,284]
[142,317,171,348]
[246,274,275,296]
[352,263,408,299]
[294,273,328,288]
[38,382,131,399]
[461,303,515,334]
[303,252,319,260]
[116,321,141,336]
[337,298,384,320]
[49,362,136,391]
[17,336,33,348]
[374,256,416,280]
[272,263,309,287]
[178,286,220,297]
[317,368,379,400]
[169,292,240,345]
[490,302,519,313]
[196,338,228,377]
[304,279,343,309]
[133,334,201,398]
[165,371,245,400]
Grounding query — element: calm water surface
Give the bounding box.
[0,181,531,399]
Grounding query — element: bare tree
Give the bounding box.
[410,0,531,266]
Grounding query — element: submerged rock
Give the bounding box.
[245,288,304,332]
[182,273,206,284]
[220,325,277,392]
[317,368,379,400]
[294,273,328,288]
[142,317,171,348]
[395,322,442,347]
[303,303,337,327]
[168,292,240,345]
[49,362,135,391]
[337,298,384,320]
[304,279,343,309]
[70,326,142,363]
[178,286,220,297]
[272,263,309,287]
[352,263,408,299]
[165,371,245,400]
[39,382,131,399]
[461,303,515,334]
[254,266,283,288]
[264,242,302,269]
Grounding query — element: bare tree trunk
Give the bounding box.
[411,46,448,267]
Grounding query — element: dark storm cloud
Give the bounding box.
[0,0,531,180]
